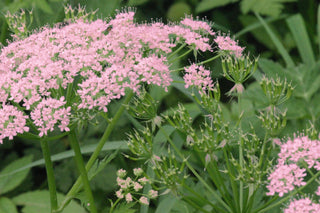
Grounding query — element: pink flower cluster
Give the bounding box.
[0,9,235,142]
[214,35,244,57]
[284,198,320,213]
[115,168,157,205]
[267,136,320,197]
[184,64,214,93]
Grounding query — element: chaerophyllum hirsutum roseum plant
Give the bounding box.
[1,5,319,213]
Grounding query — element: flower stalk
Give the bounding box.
[40,138,58,212]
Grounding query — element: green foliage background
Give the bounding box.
[0,0,319,212]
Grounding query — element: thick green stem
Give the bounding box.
[40,138,58,212]
[171,53,223,72]
[68,130,97,213]
[56,91,134,212]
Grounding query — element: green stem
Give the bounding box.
[238,92,244,212]
[168,48,192,64]
[68,130,97,213]
[109,199,121,213]
[40,138,58,212]
[158,126,233,213]
[56,91,134,212]
[171,53,223,72]
[167,43,187,60]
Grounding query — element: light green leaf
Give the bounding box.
[112,202,136,213]
[127,0,149,6]
[0,197,17,213]
[286,14,315,66]
[12,191,86,213]
[0,155,33,195]
[256,14,295,68]
[34,0,54,14]
[0,141,128,178]
[318,5,320,54]
[155,194,178,213]
[196,0,239,14]
[241,0,296,17]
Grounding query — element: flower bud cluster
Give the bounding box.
[115,168,158,205]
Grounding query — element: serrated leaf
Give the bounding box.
[0,197,17,213]
[88,151,118,181]
[241,0,296,17]
[0,155,33,195]
[196,0,239,13]
[13,191,86,213]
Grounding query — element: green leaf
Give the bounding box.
[34,0,53,14]
[167,2,191,21]
[238,15,276,50]
[258,58,296,82]
[0,141,128,178]
[241,0,296,17]
[12,190,86,213]
[88,151,118,181]
[196,0,239,14]
[0,197,17,213]
[127,0,149,6]
[112,202,136,213]
[256,13,295,68]
[286,14,315,66]
[155,194,178,213]
[0,155,33,195]
[318,5,320,54]
[85,0,122,19]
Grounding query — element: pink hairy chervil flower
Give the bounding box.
[267,136,320,197]
[183,64,214,93]
[0,9,223,142]
[214,35,244,57]
[284,198,320,213]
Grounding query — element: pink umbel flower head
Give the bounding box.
[0,9,215,142]
[284,198,320,213]
[214,35,244,57]
[180,16,215,36]
[0,105,29,143]
[30,97,71,137]
[266,136,320,197]
[184,64,214,94]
